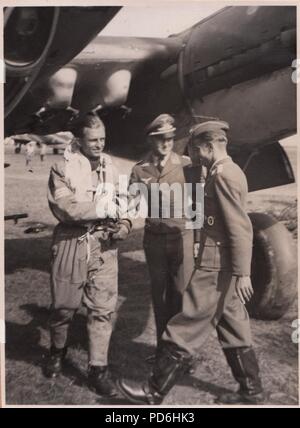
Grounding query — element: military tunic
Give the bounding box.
[162,156,253,355]
[130,151,197,341]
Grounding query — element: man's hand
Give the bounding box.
[235,276,254,304]
[111,224,129,241]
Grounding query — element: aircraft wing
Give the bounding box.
[10,132,73,146]
[5,32,183,136]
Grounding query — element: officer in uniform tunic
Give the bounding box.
[129,114,195,344]
[119,120,265,405]
[45,114,131,397]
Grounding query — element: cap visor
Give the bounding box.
[148,129,176,138]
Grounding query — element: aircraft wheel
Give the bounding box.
[247,212,297,320]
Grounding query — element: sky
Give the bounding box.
[101,3,223,37]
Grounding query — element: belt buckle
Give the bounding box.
[207,216,214,226]
[94,224,105,231]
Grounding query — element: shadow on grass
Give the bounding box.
[7,226,226,403]
[5,303,230,404]
[177,373,232,397]
[5,304,87,365]
[5,235,53,274]
[5,226,154,401]
[5,300,153,387]
[6,305,49,368]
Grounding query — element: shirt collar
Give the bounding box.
[151,151,172,167]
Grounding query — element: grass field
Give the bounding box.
[4,145,298,406]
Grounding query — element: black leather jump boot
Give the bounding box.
[43,346,67,378]
[145,353,197,375]
[118,344,192,404]
[218,347,265,404]
[88,366,118,397]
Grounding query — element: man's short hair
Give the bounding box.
[71,113,105,138]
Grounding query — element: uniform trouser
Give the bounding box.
[162,268,252,356]
[49,225,118,367]
[143,229,194,342]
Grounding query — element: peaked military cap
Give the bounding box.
[146,114,176,137]
[189,120,229,139]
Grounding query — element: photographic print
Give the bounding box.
[1,1,298,408]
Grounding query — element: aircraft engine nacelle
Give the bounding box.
[174,5,297,192]
[178,6,296,148]
[181,6,296,103]
[45,67,78,109]
[71,68,132,113]
[4,7,60,117]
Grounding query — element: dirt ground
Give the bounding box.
[3,145,298,406]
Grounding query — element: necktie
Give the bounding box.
[157,159,164,173]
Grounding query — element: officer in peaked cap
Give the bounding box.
[118,118,265,405]
[145,113,177,137]
[189,119,230,137]
[128,113,197,356]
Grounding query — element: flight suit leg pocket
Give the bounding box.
[50,235,87,309]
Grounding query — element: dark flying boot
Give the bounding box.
[88,366,118,397]
[118,344,192,405]
[146,353,197,375]
[218,347,264,404]
[43,346,67,378]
